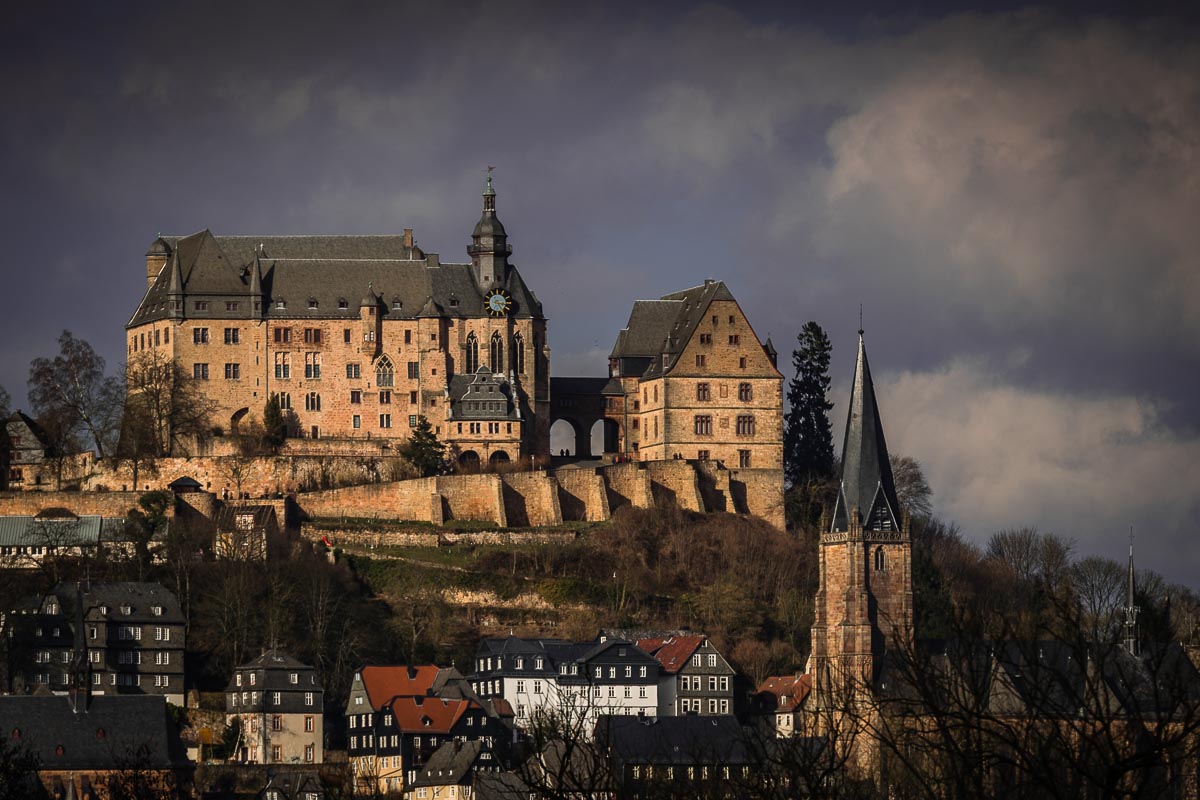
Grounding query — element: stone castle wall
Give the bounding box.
[0,491,147,519]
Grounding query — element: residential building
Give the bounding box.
[257,770,328,800]
[125,176,550,465]
[471,636,660,737]
[754,674,812,738]
[3,582,185,704]
[214,504,279,560]
[603,280,783,467]
[0,510,129,567]
[0,693,187,798]
[3,411,54,489]
[629,633,736,717]
[346,664,473,716]
[226,650,324,765]
[405,739,505,800]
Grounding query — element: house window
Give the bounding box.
[305,692,313,705]
[347,363,361,379]
[304,352,321,378]
[694,416,712,436]
[305,744,314,762]
[696,383,710,401]
[738,383,752,401]
[377,356,394,387]
[739,449,752,468]
[305,715,315,732]
[193,328,209,344]
[271,745,281,761]
[736,416,755,436]
[274,328,291,344]
[193,363,209,380]
[224,363,240,380]
[380,414,392,428]
[224,328,240,344]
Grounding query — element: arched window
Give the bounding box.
[513,332,525,375]
[874,547,886,572]
[490,332,504,373]
[305,392,321,412]
[376,355,394,387]
[465,333,479,374]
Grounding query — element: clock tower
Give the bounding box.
[468,173,511,287]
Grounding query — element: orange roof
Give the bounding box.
[636,635,705,675]
[755,674,812,713]
[360,665,442,710]
[388,695,480,733]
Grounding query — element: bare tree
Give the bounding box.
[124,349,217,456]
[28,330,122,459]
[889,454,933,520]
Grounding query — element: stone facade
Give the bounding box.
[126,178,549,466]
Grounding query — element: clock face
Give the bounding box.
[485,289,512,317]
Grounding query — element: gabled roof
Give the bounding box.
[409,739,488,788]
[597,715,754,766]
[830,332,901,533]
[358,665,445,709]
[636,635,707,675]
[49,581,184,625]
[755,674,812,712]
[387,695,480,733]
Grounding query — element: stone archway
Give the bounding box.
[458,450,481,473]
[230,407,250,435]
[590,418,620,456]
[550,418,585,457]
[489,451,510,467]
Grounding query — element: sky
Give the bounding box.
[1,1,1197,585]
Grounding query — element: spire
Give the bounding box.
[249,250,263,317]
[831,330,901,533]
[166,250,184,320]
[1124,527,1140,657]
[468,169,510,286]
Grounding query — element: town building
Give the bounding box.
[633,633,736,717]
[598,280,783,467]
[3,411,54,489]
[213,503,279,560]
[3,581,185,704]
[753,673,812,738]
[126,175,550,466]
[470,636,660,736]
[0,510,128,567]
[404,739,506,800]
[226,650,324,765]
[0,693,187,798]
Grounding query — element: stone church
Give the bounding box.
[126,177,550,466]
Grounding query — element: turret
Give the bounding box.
[166,250,185,320]
[249,249,264,319]
[467,173,512,286]
[146,237,171,289]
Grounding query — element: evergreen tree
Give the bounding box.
[401,416,445,477]
[262,394,287,451]
[783,322,834,488]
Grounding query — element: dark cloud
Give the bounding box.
[1,1,1196,583]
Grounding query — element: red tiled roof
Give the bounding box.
[489,697,515,718]
[388,695,480,733]
[636,635,705,675]
[755,674,812,712]
[360,665,442,710]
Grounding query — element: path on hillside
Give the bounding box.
[339,544,534,580]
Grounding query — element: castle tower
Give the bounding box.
[810,330,913,699]
[467,173,511,286]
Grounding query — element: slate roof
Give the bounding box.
[0,515,121,548]
[0,694,183,770]
[596,715,754,766]
[409,739,490,788]
[226,650,319,693]
[49,581,184,625]
[608,280,770,382]
[550,377,621,396]
[473,636,659,682]
[830,332,902,533]
[473,771,532,800]
[129,228,543,328]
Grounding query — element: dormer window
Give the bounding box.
[120,606,131,615]
[276,299,286,309]
[449,295,459,307]
[338,298,348,309]
[152,606,163,616]
[308,298,319,309]
[392,298,402,309]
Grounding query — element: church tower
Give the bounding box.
[810,330,914,699]
[467,173,511,287]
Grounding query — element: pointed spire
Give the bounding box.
[1124,527,1140,657]
[831,330,901,533]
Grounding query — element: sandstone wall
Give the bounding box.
[0,491,147,518]
[554,468,609,522]
[644,460,703,512]
[601,462,653,513]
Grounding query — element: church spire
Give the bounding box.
[831,329,901,533]
[1124,527,1140,657]
[468,169,511,286]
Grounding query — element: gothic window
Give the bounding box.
[465,333,479,374]
[874,547,886,571]
[513,332,525,374]
[376,356,394,387]
[490,332,504,373]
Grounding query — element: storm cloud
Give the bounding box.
[1,2,1196,582]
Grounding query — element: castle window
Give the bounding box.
[376,356,394,387]
[696,383,710,401]
[154,329,160,347]
[278,392,291,409]
[392,298,402,310]
[163,328,169,343]
[195,301,209,312]
[729,334,740,345]
[490,332,504,373]
[193,328,209,345]
[699,333,712,345]
[303,328,322,345]
[274,328,291,344]
[379,391,391,404]
[465,333,479,374]
[449,295,459,307]
[694,415,712,436]
[350,391,361,404]
[405,329,412,344]
[344,328,351,343]
[274,353,290,379]
[353,415,361,429]
[698,449,709,460]
[305,392,321,412]
[738,449,751,468]
[224,328,240,344]
[226,302,240,312]
[409,391,417,404]
[193,363,209,380]
[695,354,706,367]
[347,363,361,379]
[276,299,286,309]
[304,352,321,379]
[513,332,525,374]
[739,357,747,369]
[224,363,240,380]
[407,361,419,379]
[738,383,752,402]
[736,415,755,436]
[874,548,886,571]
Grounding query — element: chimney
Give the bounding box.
[403,228,414,249]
